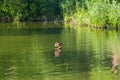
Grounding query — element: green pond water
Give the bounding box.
[0,22,120,80]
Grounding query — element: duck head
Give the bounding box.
[54,42,63,48]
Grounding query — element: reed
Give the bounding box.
[62,0,120,29]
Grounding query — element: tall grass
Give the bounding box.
[61,0,120,29]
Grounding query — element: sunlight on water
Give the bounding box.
[0,22,120,80]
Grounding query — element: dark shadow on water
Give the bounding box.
[52,50,92,74]
[0,28,63,36]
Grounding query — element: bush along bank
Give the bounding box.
[62,0,120,30]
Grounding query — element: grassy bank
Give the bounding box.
[0,0,120,30]
[62,0,120,29]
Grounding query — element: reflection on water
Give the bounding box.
[0,22,120,80]
[111,48,119,74]
[54,48,62,58]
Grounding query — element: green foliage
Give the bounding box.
[88,1,120,28]
[0,0,63,22]
[62,0,120,29]
[0,0,119,29]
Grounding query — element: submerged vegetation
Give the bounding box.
[0,0,119,29]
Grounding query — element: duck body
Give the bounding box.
[54,42,63,48]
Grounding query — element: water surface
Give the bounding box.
[0,22,120,80]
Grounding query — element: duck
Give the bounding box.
[54,42,63,48]
[54,42,63,58]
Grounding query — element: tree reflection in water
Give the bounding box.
[111,48,119,74]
